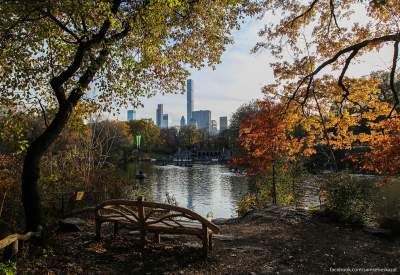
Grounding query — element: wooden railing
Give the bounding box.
[0,231,41,257]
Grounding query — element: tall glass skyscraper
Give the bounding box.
[161,114,169,128]
[127,110,136,121]
[192,110,211,132]
[186,79,193,122]
[156,104,163,127]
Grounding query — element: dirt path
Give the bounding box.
[17,207,400,274]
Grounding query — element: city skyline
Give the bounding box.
[117,17,269,125]
[118,14,392,125]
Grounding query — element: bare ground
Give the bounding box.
[16,207,400,274]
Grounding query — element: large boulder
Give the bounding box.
[58,217,86,232]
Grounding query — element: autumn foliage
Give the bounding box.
[236,101,283,173]
[362,117,400,175]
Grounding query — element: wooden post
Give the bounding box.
[113,222,119,237]
[154,233,160,244]
[61,193,65,218]
[12,239,18,256]
[137,196,146,248]
[201,225,209,257]
[208,232,213,251]
[95,220,101,240]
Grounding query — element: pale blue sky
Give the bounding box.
[115,12,393,127]
[118,17,273,126]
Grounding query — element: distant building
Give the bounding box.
[143,118,154,124]
[161,113,169,128]
[219,116,228,131]
[127,110,136,121]
[180,116,186,127]
[187,79,193,123]
[188,118,197,127]
[156,104,163,127]
[192,110,211,132]
[211,120,218,135]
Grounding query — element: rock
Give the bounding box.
[363,226,393,238]
[213,218,238,225]
[58,217,86,232]
[238,205,311,225]
[214,234,235,241]
[379,218,400,236]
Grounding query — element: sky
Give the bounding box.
[118,17,273,126]
[116,10,395,127]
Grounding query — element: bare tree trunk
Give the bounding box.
[272,161,277,204]
[21,104,74,231]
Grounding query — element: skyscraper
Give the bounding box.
[156,104,163,127]
[180,116,186,127]
[219,116,228,131]
[211,120,218,135]
[161,114,169,128]
[186,79,193,123]
[192,110,211,132]
[127,110,136,121]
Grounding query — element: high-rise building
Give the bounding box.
[127,110,136,121]
[192,110,211,132]
[180,116,186,127]
[156,104,163,127]
[219,116,228,131]
[187,79,193,123]
[211,120,218,135]
[161,113,169,128]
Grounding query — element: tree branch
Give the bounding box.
[289,0,320,26]
[329,0,340,30]
[288,33,400,108]
[36,96,49,127]
[45,12,81,42]
[388,41,400,117]
[337,48,359,105]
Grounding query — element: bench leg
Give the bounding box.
[208,233,213,251]
[12,239,19,257]
[154,233,160,244]
[95,220,102,240]
[202,227,209,257]
[140,229,146,248]
[113,223,119,237]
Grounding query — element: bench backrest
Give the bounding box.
[95,197,220,233]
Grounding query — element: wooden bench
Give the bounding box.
[0,231,41,260]
[95,197,220,256]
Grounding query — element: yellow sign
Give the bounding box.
[76,191,85,201]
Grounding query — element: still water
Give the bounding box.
[124,163,254,219]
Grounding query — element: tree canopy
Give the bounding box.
[0,0,260,231]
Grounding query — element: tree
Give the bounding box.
[256,0,400,117]
[178,125,203,149]
[255,1,400,174]
[128,119,160,152]
[159,127,178,153]
[258,0,400,117]
[0,0,259,231]
[228,101,260,157]
[235,100,303,204]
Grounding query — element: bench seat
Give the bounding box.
[95,197,219,256]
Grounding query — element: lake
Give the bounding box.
[124,163,254,219]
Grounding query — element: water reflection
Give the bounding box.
[125,163,253,218]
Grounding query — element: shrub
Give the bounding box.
[237,193,258,216]
[0,261,16,275]
[322,173,377,225]
[374,178,400,233]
